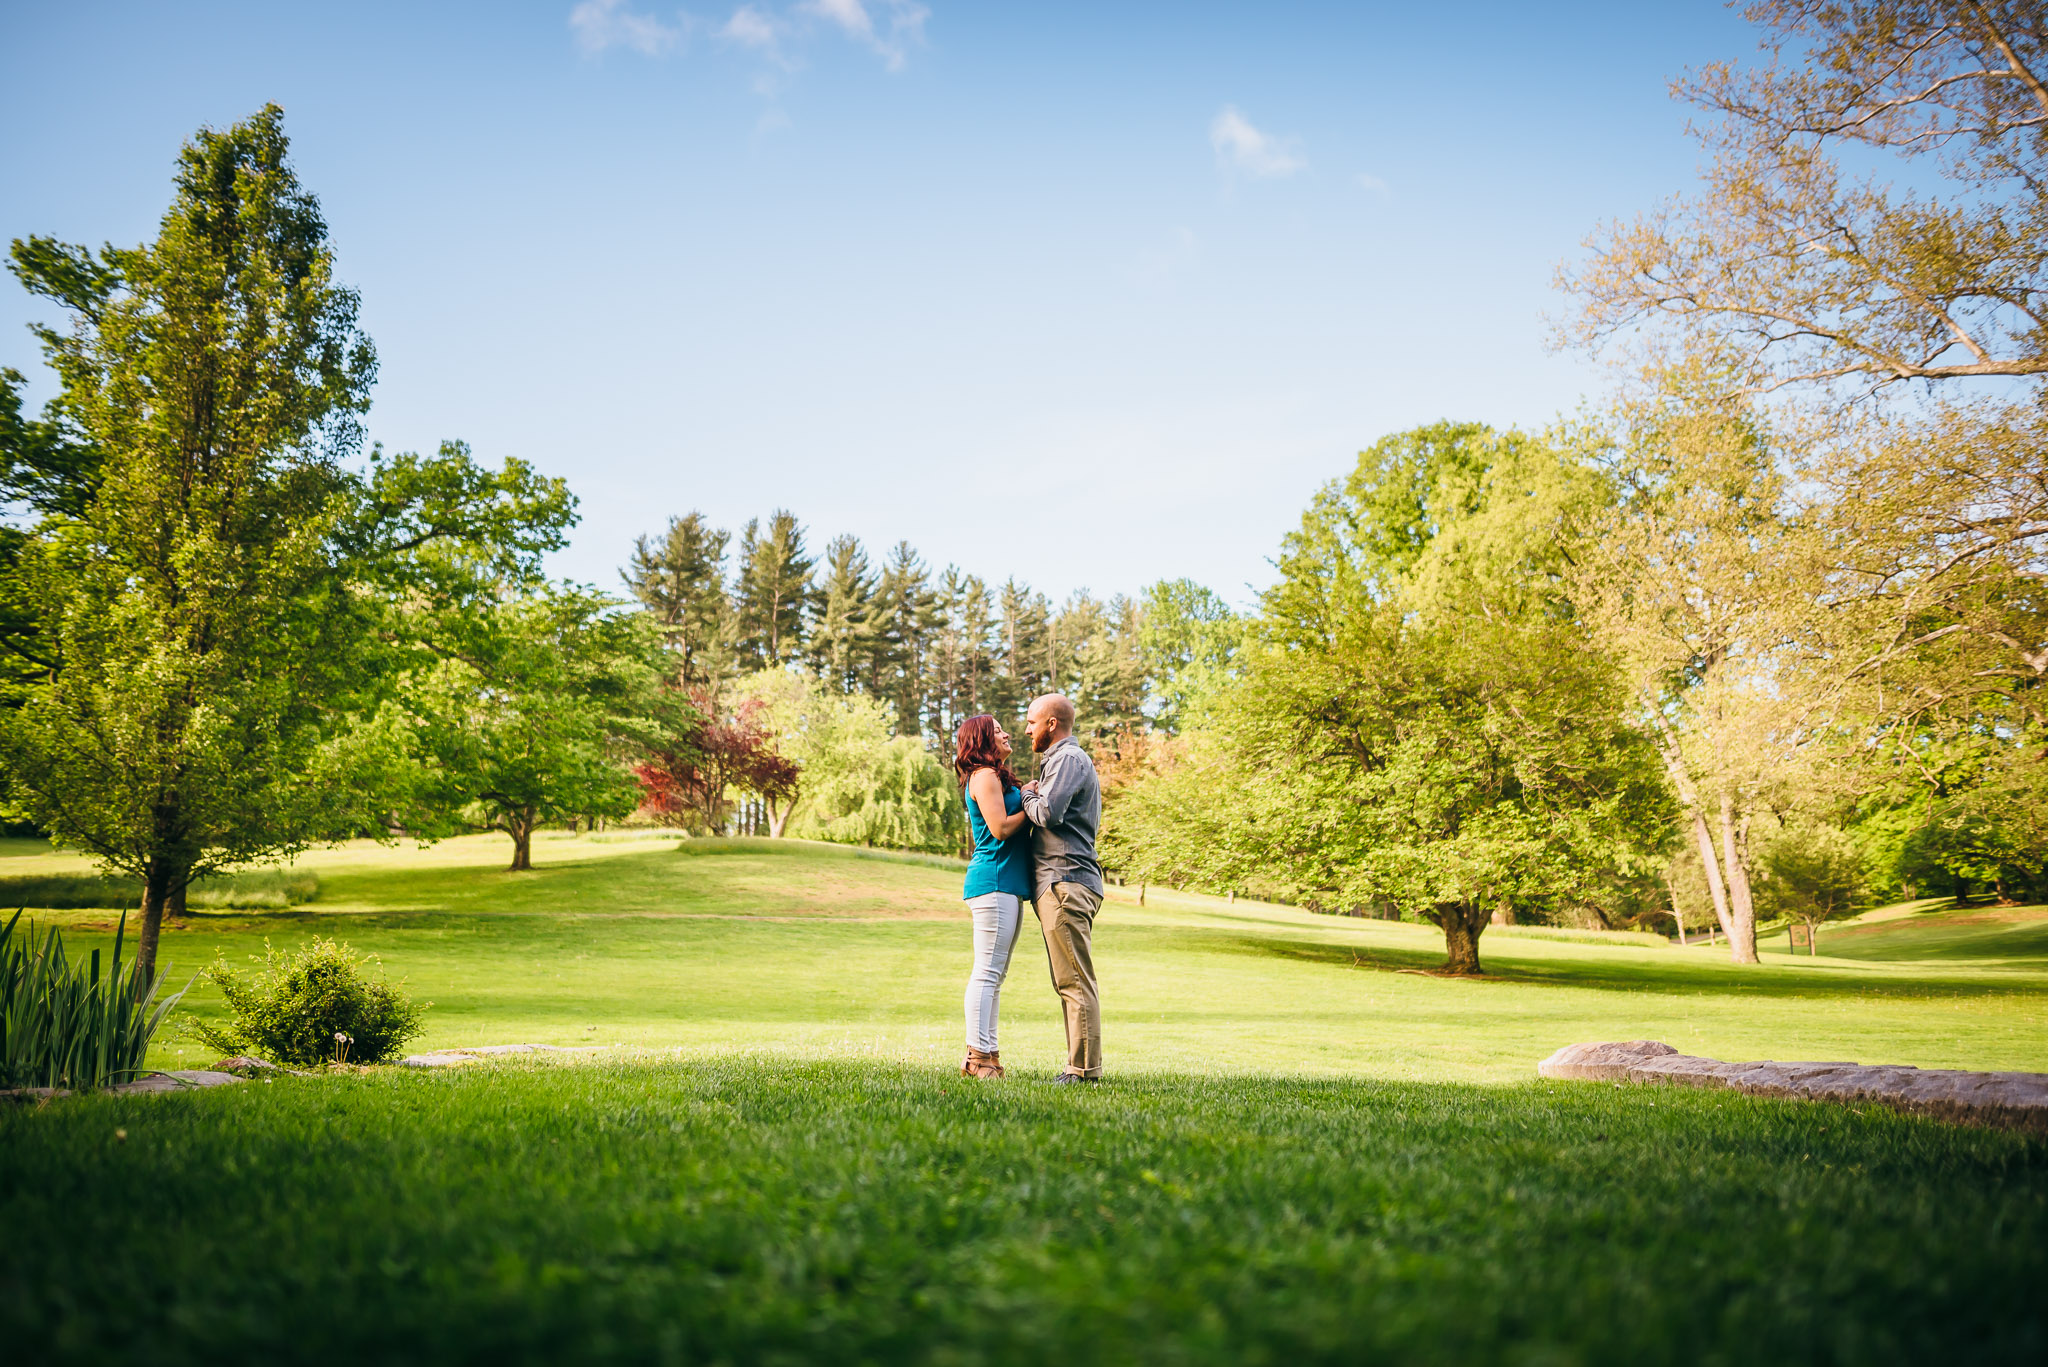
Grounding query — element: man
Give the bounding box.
[1020,693,1103,1083]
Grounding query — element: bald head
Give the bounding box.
[1026,693,1075,753]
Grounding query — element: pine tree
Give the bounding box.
[956,573,996,723]
[623,511,730,685]
[872,541,937,739]
[732,510,815,671]
[1072,592,1149,742]
[808,534,876,694]
[992,579,1049,726]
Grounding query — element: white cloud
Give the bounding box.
[806,0,872,35]
[801,0,928,71]
[1210,106,1304,178]
[1356,172,1390,193]
[569,0,684,56]
[720,4,781,50]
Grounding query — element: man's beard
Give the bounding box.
[1033,731,1051,753]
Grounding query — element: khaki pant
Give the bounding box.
[1034,881,1102,1077]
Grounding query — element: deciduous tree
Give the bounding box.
[0,108,570,977]
[405,586,653,870]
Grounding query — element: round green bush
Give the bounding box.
[193,938,427,1066]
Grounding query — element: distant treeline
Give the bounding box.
[621,511,1211,759]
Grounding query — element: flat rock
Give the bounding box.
[401,1043,610,1069]
[1535,1040,1679,1081]
[1540,1041,2048,1134]
[109,1070,244,1094]
[4,1069,248,1101]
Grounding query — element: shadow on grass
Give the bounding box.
[1198,928,2048,1002]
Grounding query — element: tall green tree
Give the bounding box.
[1140,578,1242,735]
[808,533,876,693]
[872,541,937,737]
[991,578,1050,731]
[1572,380,1812,964]
[1564,1,2048,916]
[1111,424,1669,973]
[1068,591,1148,744]
[6,105,374,980]
[929,567,996,746]
[732,510,814,671]
[623,511,730,685]
[0,108,572,977]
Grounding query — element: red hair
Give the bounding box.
[954,714,1019,791]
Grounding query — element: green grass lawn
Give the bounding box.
[5,833,2043,1082]
[3,835,2044,1363]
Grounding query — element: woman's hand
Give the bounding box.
[968,769,1029,840]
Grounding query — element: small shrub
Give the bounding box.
[193,938,426,1067]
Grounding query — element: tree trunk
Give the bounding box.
[133,855,182,983]
[1718,796,1759,964]
[765,789,799,839]
[1653,719,1736,945]
[509,812,534,871]
[1438,903,1487,975]
[1690,811,1736,943]
[166,881,188,920]
[1665,875,1687,946]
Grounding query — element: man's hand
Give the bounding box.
[1023,781,1039,796]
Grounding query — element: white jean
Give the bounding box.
[964,891,1023,1053]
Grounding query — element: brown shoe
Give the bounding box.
[962,1047,1006,1079]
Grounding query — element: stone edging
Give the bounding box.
[1539,1040,2048,1134]
[1,1069,247,1102]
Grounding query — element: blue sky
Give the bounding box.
[0,1,1755,606]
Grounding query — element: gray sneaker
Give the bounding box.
[1049,1072,1100,1085]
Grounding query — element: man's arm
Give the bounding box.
[1021,747,1080,827]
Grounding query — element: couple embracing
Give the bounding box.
[952,693,1102,1084]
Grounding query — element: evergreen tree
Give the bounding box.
[872,541,937,739]
[1071,592,1148,740]
[993,579,1050,726]
[929,567,997,745]
[955,572,996,722]
[622,511,730,685]
[808,533,876,693]
[732,510,815,671]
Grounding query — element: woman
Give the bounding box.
[954,713,1033,1079]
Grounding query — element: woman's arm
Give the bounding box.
[968,769,1028,839]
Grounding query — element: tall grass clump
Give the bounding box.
[0,910,184,1089]
[194,938,426,1066]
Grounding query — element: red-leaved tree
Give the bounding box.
[635,687,798,834]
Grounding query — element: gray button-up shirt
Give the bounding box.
[1021,735,1102,895]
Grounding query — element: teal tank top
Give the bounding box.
[963,778,1033,899]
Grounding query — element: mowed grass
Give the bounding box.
[4,1059,2043,1366]
[5,836,2046,1363]
[4,833,2043,1080]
